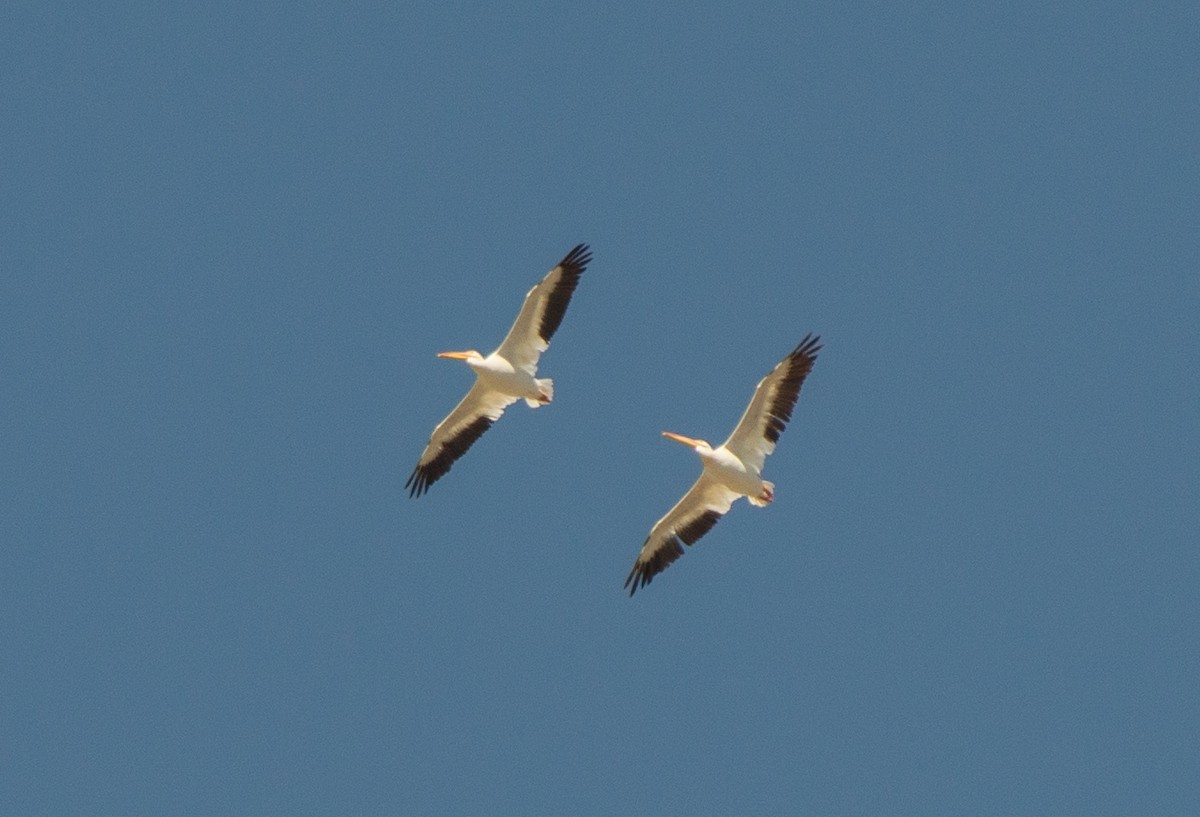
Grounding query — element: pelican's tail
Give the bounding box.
[526,377,553,408]
[748,480,775,507]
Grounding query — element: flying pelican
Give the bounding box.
[624,334,822,595]
[406,244,591,498]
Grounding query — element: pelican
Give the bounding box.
[624,335,822,595]
[406,244,591,498]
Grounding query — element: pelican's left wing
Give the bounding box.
[494,244,591,373]
[722,334,822,473]
[406,382,518,497]
[624,474,740,596]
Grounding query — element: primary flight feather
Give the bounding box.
[406,244,591,497]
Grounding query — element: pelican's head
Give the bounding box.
[437,350,483,364]
[662,431,713,455]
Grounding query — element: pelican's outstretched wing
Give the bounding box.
[722,334,822,472]
[624,474,740,596]
[406,383,518,497]
[494,244,591,373]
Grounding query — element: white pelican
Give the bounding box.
[406,244,592,498]
[624,335,822,595]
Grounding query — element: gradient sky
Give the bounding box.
[4,2,1198,815]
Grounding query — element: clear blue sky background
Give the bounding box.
[4,2,1197,815]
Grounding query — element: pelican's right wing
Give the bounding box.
[624,474,740,596]
[406,382,518,497]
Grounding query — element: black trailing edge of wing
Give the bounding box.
[763,333,822,444]
[624,509,724,597]
[405,416,495,498]
[537,243,591,344]
[676,509,723,546]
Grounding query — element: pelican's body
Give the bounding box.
[456,351,553,406]
[625,335,822,595]
[406,244,591,497]
[669,433,774,504]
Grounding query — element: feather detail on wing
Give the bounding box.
[624,475,740,596]
[495,244,591,373]
[722,334,822,473]
[406,383,518,497]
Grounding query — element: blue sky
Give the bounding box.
[3,2,1198,814]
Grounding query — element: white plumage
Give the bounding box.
[406,244,591,497]
[625,335,822,595]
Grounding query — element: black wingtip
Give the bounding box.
[405,415,495,499]
[792,333,823,360]
[559,243,592,273]
[623,536,686,597]
[537,244,591,344]
[624,564,640,597]
[405,463,430,498]
[624,564,653,597]
[759,334,823,444]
